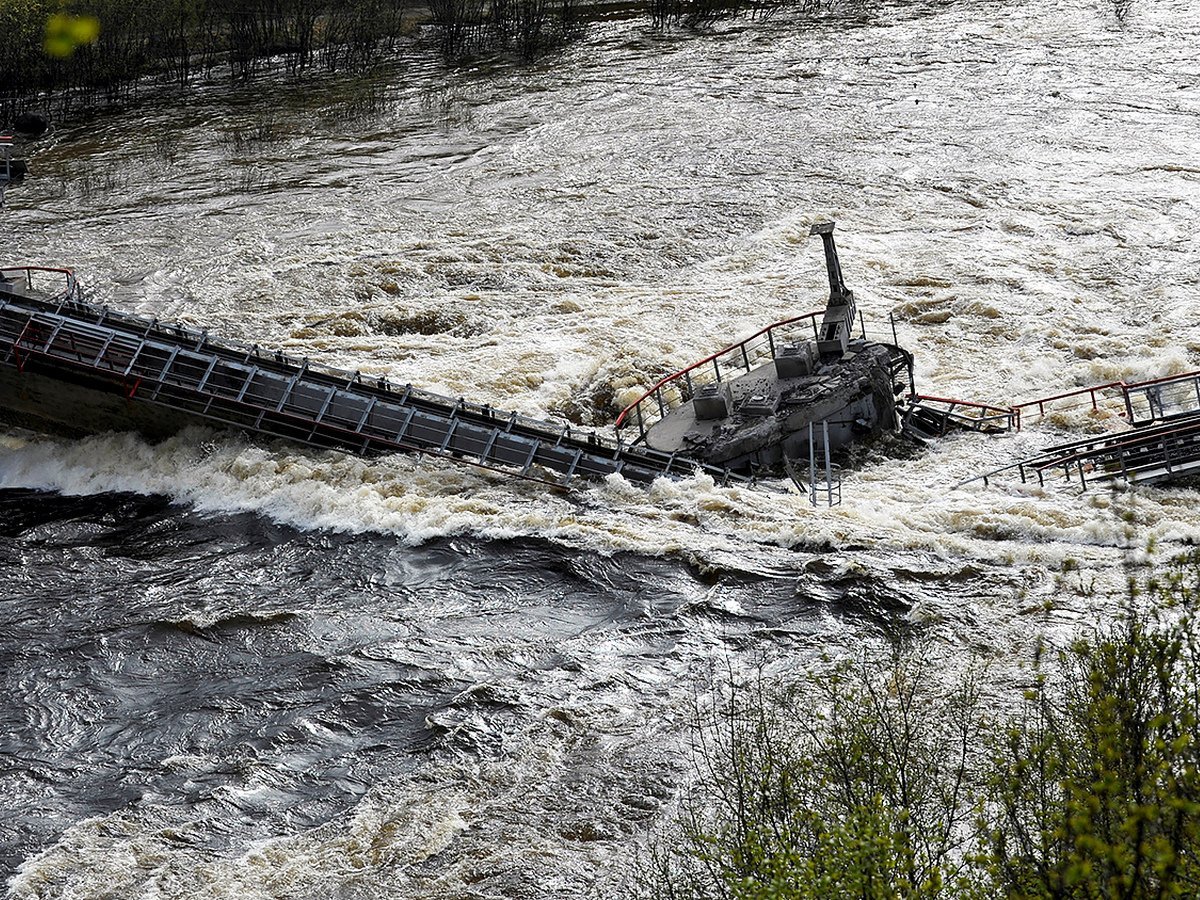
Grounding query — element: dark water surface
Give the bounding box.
[1,487,921,891]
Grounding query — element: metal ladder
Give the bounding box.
[807,420,842,506]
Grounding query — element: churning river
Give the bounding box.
[2,0,1200,894]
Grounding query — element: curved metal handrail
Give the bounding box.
[0,266,82,305]
[614,310,825,436]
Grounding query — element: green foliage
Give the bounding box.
[983,551,1200,899]
[44,11,100,57]
[0,0,55,88]
[0,0,416,116]
[636,649,985,899]
[637,550,1200,900]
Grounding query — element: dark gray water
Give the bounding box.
[0,487,928,893]
[3,0,1200,893]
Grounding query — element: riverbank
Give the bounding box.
[1,1,430,127]
[1,0,836,130]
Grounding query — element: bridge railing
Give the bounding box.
[907,394,1017,432]
[1010,381,1128,430]
[1122,370,1200,425]
[614,310,825,441]
[1010,370,1200,430]
[0,266,84,305]
[1031,416,1200,489]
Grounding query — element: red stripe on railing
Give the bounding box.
[0,266,83,305]
[1014,370,1200,410]
[614,310,823,430]
[0,266,75,276]
[1121,369,1200,391]
[1012,381,1125,414]
[916,368,1200,433]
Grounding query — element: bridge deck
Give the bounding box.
[0,279,745,489]
[960,414,1200,491]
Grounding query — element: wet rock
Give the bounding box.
[559,819,627,841]
[12,113,48,137]
[804,557,836,576]
[620,793,661,813]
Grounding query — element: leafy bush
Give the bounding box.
[636,550,1200,900]
[983,552,1200,899]
[633,649,985,900]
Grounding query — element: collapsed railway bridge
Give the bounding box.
[0,225,914,494]
[0,266,747,489]
[6,255,1200,497]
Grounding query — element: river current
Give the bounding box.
[2,0,1199,894]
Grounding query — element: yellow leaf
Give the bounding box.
[44,12,100,58]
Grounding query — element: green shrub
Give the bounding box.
[637,550,1200,900]
[635,648,985,899]
[983,552,1200,899]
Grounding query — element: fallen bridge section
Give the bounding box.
[960,414,1200,491]
[900,395,1017,440]
[0,268,746,489]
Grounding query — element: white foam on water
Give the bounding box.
[0,418,1186,579]
[9,784,471,899]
